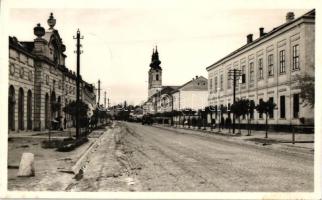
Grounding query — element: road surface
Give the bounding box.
[67,122,313,192]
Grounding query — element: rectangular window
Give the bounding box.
[279,50,286,74]
[258,58,263,79]
[293,93,300,118]
[241,65,246,84]
[209,79,213,91]
[227,71,231,89]
[220,74,223,91]
[280,95,286,118]
[269,97,274,118]
[259,98,263,119]
[249,62,254,82]
[292,45,300,70]
[268,54,274,76]
[214,77,218,92]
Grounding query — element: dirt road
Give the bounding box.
[69,122,313,192]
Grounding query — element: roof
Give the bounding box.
[9,36,35,57]
[171,76,208,93]
[162,85,179,90]
[206,9,315,71]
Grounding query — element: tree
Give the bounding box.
[246,100,255,136]
[231,99,249,134]
[204,106,214,130]
[255,99,276,138]
[297,74,314,108]
[63,100,89,139]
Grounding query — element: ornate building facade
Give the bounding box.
[8,13,96,132]
[206,10,315,128]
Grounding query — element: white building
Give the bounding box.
[143,47,208,115]
[206,10,315,130]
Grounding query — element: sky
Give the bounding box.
[7,4,309,105]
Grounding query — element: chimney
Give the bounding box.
[259,27,265,37]
[286,12,295,22]
[247,34,253,44]
[195,75,198,79]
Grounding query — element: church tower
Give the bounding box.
[148,46,162,98]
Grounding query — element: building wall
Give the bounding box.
[9,49,35,131]
[8,16,96,132]
[172,90,208,111]
[148,69,162,98]
[207,16,314,126]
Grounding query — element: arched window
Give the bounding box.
[8,86,15,131]
[156,74,159,81]
[45,93,49,129]
[18,88,24,130]
[51,91,56,120]
[27,90,32,130]
[57,96,61,118]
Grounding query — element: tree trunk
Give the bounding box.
[239,117,241,134]
[210,113,213,130]
[265,113,268,138]
[188,115,191,128]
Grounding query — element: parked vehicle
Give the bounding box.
[142,114,153,125]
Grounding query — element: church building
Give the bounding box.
[143,47,208,115]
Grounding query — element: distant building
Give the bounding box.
[8,13,96,131]
[171,76,208,111]
[143,47,208,114]
[206,10,315,129]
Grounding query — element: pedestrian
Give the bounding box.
[64,118,67,129]
[226,117,232,130]
[221,116,225,129]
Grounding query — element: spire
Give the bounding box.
[151,48,155,62]
[154,45,159,61]
[149,45,161,69]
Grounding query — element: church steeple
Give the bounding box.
[150,45,161,69]
[148,46,162,98]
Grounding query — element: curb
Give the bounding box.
[70,128,111,174]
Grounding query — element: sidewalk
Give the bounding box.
[7,127,108,191]
[153,124,314,155]
[8,127,76,139]
[8,127,99,139]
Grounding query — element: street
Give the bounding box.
[66,122,313,192]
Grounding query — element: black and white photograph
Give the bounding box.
[0,0,321,199]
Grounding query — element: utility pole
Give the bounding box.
[228,69,242,134]
[97,79,101,106]
[108,98,110,109]
[104,91,107,108]
[73,29,83,139]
